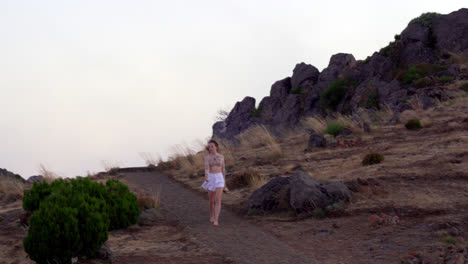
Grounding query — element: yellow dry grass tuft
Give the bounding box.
[137,185,162,210]
[0,176,24,203]
[235,125,282,156]
[139,152,161,167]
[39,164,59,183]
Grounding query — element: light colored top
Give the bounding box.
[205,153,226,178]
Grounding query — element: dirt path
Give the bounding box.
[122,171,314,264]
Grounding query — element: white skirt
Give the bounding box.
[201,172,225,191]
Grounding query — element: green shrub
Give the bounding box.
[439,76,454,83]
[409,12,440,27]
[105,179,140,230]
[363,56,371,64]
[405,119,422,130]
[362,152,384,166]
[321,79,357,111]
[23,180,69,211]
[324,121,346,137]
[251,106,262,118]
[23,178,138,263]
[24,197,80,264]
[402,66,424,84]
[312,207,326,219]
[290,86,301,94]
[414,77,434,88]
[366,90,379,109]
[444,237,457,244]
[461,82,468,93]
[400,63,446,85]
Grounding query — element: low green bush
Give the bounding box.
[105,179,140,230]
[23,178,139,263]
[290,86,301,94]
[405,119,422,130]
[366,90,379,109]
[362,152,384,166]
[324,121,346,137]
[439,76,454,83]
[462,82,468,93]
[409,12,440,28]
[320,79,358,111]
[251,106,262,118]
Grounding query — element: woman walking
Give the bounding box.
[202,139,226,226]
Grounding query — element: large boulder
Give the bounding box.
[27,175,44,183]
[270,77,292,103]
[307,133,327,150]
[272,94,303,127]
[433,8,468,53]
[258,96,282,122]
[291,62,319,90]
[318,53,357,85]
[377,80,408,108]
[212,96,258,140]
[359,53,395,82]
[248,171,351,219]
[247,177,291,212]
[289,171,351,219]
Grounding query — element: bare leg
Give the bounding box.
[213,187,224,226]
[209,191,215,222]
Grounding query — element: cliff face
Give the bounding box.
[212,8,468,141]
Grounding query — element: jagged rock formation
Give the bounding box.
[0,168,25,183]
[213,8,468,141]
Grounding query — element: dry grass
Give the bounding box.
[0,176,24,203]
[235,125,282,157]
[139,152,162,167]
[302,116,327,133]
[448,51,468,64]
[228,168,266,190]
[39,164,59,183]
[101,160,122,175]
[137,185,162,210]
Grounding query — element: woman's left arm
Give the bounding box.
[221,155,226,181]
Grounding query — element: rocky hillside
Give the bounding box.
[213,8,468,141]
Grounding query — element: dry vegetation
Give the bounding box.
[160,89,468,263]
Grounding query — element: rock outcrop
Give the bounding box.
[248,170,351,219]
[213,8,468,141]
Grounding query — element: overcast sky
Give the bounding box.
[0,0,466,178]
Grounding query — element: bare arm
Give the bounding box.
[221,155,226,181]
[204,156,209,181]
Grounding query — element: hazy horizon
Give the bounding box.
[1,0,466,179]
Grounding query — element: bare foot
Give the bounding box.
[213,221,219,226]
[210,217,215,223]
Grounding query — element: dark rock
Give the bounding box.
[248,171,351,219]
[433,8,468,53]
[359,53,395,82]
[319,53,357,85]
[270,77,292,101]
[308,133,327,149]
[363,122,371,133]
[289,171,351,219]
[97,242,113,260]
[138,208,160,226]
[212,96,258,140]
[258,96,281,122]
[247,177,291,212]
[272,94,302,127]
[291,62,319,89]
[399,23,437,66]
[377,80,407,107]
[0,168,25,183]
[303,84,324,115]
